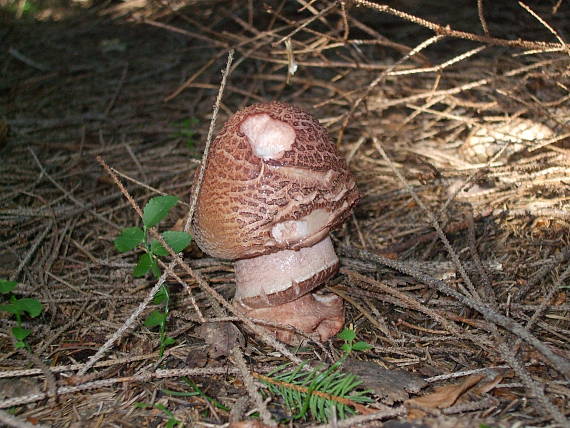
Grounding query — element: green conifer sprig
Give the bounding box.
[261,328,373,423]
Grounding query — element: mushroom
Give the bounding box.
[191,102,359,344]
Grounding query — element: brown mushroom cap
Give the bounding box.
[191,102,360,260]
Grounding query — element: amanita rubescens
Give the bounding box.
[191,102,359,344]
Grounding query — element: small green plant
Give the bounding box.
[173,117,199,150]
[337,327,373,354]
[143,284,176,357]
[262,328,373,423]
[179,377,230,413]
[134,401,184,428]
[134,378,229,425]
[114,195,192,356]
[0,279,43,349]
[114,195,191,278]
[5,0,40,18]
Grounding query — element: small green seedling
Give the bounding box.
[134,401,183,428]
[114,195,191,279]
[143,285,176,357]
[173,117,199,150]
[156,378,230,421]
[337,327,373,354]
[0,279,43,349]
[263,328,373,423]
[180,377,231,413]
[133,379,231,427]
[6,0,40,18]
[114,195,192,356]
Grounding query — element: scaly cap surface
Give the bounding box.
[191,102,359,260]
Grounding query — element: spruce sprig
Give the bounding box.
[261,328,373,423]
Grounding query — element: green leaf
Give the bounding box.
[142,195,179,228]
[0,303,20,315]
[114,227,144,252]
[153,286,168,304]
[133,402,151,409]
[144,310,167,328]
[165,419,178,428]
[174,117,199,150]
[11,326,31,341]
[150,239,168,257]
[133,253,152,277]
[14,298,43,318]
[0,280,17,294]
[337,328,356,342]
[163,336,176,346]
[150,259,161,278]
[161,388,200,398]
[162,231,192,253]
[14,340,26,349]
[154,403,168,413]
[351,341,372,352]
[150,232,191,257]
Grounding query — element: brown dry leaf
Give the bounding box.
[406,374,484,419]
[343,359,428,404]
[472,374,503,394]
[493,388,519,401]
[185,348,209,368]
[553,291,566,305]
[196,321,245,359]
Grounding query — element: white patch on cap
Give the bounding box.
[240,114,296,160]
[271,209,330,244]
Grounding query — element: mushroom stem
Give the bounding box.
[233,236,344,344]
[234,236,338,307]
[236,292,344,345]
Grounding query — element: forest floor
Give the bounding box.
[1,0,569,427]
